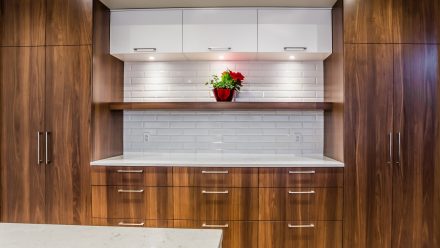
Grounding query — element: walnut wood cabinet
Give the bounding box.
[91,166,343,248]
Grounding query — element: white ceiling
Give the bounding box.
[99,0,337,9]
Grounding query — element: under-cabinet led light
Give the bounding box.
[289,55,296,60]
[149,56,155,60]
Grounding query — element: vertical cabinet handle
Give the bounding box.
[396,132,401,164]
[388,132,393,164]
[45,132,51,165]
[37,132,43,164]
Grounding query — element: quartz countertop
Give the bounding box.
[0,223,222,248]
[90,152,344,167]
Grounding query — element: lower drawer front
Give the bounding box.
[174,220,258,248]
[259,221,342,248]
[92,218,173,228]
[92,186,173,219]
[259,188,343,221]
[174,187,259,221]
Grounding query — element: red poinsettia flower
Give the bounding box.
[230,71,245,82]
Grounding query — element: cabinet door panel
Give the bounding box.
[0,0,46,46]
[46,0,92,45]
[393,45,440,248]
[91,166,173,186]
[45,46,91,224]
[259,168,343,188]
[1,47,45,223]
[344,44,394,248]
[92,218,173,228]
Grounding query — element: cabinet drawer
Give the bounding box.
[174,187,258,221]
[259,188,343,221]
[175,220,258,248]
[259,168,343,187]
[173,167,258,187]
[259,221,342,248]
[91,166,172,186]
[92,218,173,228]
[92,186,173,219]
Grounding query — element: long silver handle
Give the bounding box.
[118,189,144,193]
[45,132,51,165]
[37,132,43,164]
[397,132,401,164]
[388,132,393,164]
[118,222,145,226]
[202,223,229,228]
[288,190,315,194]
[201,190,229,194]
[208,47,232,51]
[117,170,144,173]
[201,170,229,174]
[133,48,156,52]
[288,223,315,228]
[289,170,315,174]
[284,47,307,51]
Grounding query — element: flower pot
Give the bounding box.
[213,88,235,102]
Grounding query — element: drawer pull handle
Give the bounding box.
[201,170,229,174]
[288,190,315,194]
[118,222,145,226]
[208,47,232,51]
[117,189,144,193]
[288,170,315,174]
[284,47,307,51]
[116,170,144,173]
[201,190,229,194]
[133,48,156,52]
[202,223,229,228]
[288,224,315,228]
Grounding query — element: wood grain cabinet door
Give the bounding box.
[259,168,343,188]
[392,44,440,248]
[344,44,394,248]
[1,47,45,223]
[45,46,91,224]
[91,166,172,186]
[0,0,46,46]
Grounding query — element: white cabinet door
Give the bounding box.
[183,9,258,54]
[258,9,332,57]
[110,10,183,58]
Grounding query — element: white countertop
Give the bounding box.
[0,223,222,248]
[90,152,344,167]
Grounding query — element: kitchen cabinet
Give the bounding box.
[344,44,440,248]
[110,10,185,61]
[0,0,46,46]
[183,9,258,60]
[257,9,332,60]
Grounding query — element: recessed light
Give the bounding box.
[149,56,155,60]
[289,55,296,60]
[219,55,225,60]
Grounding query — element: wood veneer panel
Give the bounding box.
[392,44,440,248]
[344,0,393,43]
[174,220,258,248]
[92,0,123,160]
[393,0,440,44]
[173,167,258,188]
[46,0,92,45]
[0,0,46,46]
[45,46,91,225]
[92,218,173,228]
[91,166,173,186]
[344,44,393,248]
[0,47,45,223]
[259,221,342,248]
[258,168,343,188]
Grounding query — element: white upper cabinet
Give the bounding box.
[257,9,332,60]
[110,10,184,61]
[183,9,258,60]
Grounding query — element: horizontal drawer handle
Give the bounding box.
[116,169,143,173]
[118,222,145,226]
[208,47,232,51]
[201,190,229,194]
[133,48,156,52]
[202,223,229,228]
[288,190,315,194]
[288,170,315,174]
[117,189,144,193]
[201,170,229,174]
[288,224,315,228]
[284,47,307,51]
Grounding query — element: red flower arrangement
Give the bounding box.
[206,69,245,102]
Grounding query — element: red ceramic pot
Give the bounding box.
[213,88,235,102]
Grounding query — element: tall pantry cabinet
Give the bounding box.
[344,0,440,247]
[0,0,92,224]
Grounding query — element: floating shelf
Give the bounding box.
[109,102,333,111]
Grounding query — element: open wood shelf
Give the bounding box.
[108,102,333,111]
